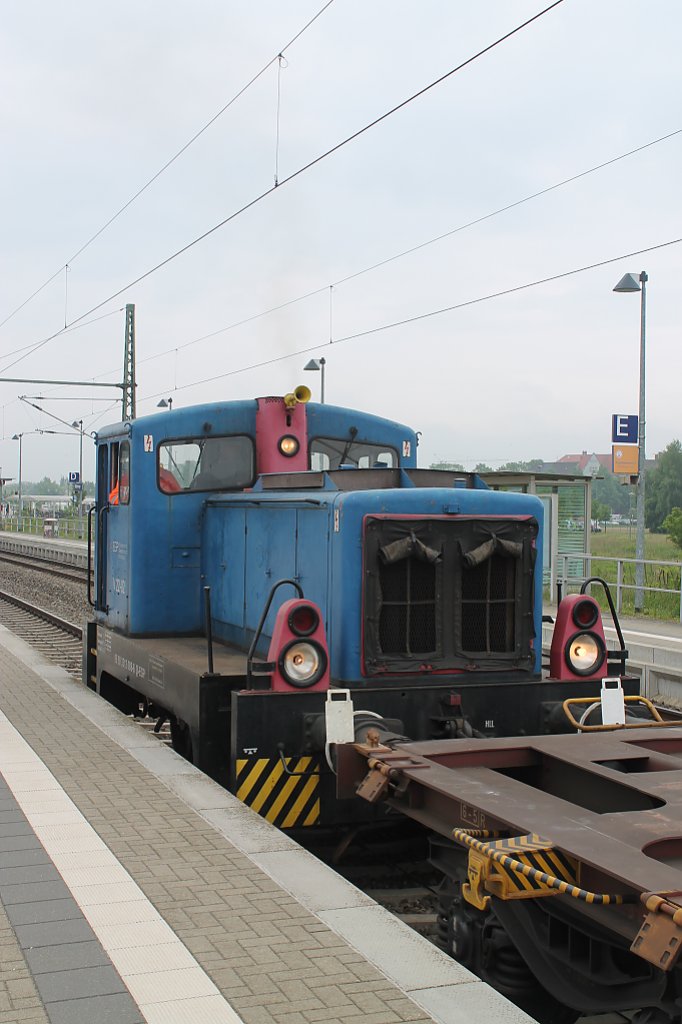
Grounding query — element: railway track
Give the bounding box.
[0,589,83,676]
[0,549,89,584]
[0,588,171,744]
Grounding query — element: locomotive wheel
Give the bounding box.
[170,719,193,762]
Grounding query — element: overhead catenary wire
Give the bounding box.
[0,0,337,334]
[134,235,682,408]
[146,127,682,366]
[51,0,567,336]
[5,120,676,414]
[81,125,682,384]
[0,308,124,378]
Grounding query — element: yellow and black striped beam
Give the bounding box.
[454,828,627,906]
[236,756,320,828]
[482,833,577,899]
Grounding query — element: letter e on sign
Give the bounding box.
[143,435,154,453]
[611,414,638,445]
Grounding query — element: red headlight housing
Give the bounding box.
[267,598,330,692]
[549,594,608,681]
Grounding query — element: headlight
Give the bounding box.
[279,640,328,688]
[565,632,606,676]
[278,435,300,457]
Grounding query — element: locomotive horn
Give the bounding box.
[283,385,311,409]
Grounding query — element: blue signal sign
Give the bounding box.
[68,471,80,483]
[611,414,638,445]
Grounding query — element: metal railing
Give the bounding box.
[0,516,87,541]
[556,552,682,622]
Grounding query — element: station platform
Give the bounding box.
[0,531,88,570]
[0,627,533,1024]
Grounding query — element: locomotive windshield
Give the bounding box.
[310,437,397,471]
[158,435,255,493]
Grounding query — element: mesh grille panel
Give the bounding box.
[379,561,408,601]
[461,604,487,651]
[379,557,436,654]
[462,555,516,653]
[364,516,534,672]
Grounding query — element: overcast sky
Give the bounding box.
[1,0,680,484]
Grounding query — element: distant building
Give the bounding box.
[550,451,611,477]
[547,450,658,477]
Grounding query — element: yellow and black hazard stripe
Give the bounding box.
[235,756,320,828]
[486,833,577,895]
[454,828,629,906]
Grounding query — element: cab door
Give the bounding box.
[95,443,109,611]
[97,438,131,629]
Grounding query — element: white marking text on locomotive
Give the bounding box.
[114,654,145,679]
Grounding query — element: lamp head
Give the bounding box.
[613,273,641,293]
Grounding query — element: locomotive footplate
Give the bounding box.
[341,728,682,969]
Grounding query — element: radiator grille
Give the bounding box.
[461,555,516,653]
[363,515,536,674]
[379,557,436,654]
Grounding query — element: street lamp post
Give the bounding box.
[71,420,84,524]
[613,270,648,612]
[11,434,22,522]
[303,358,326,403]
[10,428,66,531]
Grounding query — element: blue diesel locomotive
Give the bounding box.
[84,387,632,830]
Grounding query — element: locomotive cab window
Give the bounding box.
[109,441,130,506]
[363,516,537,676]
[158,435,254,493]
[310,437,397,471]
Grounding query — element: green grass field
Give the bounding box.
[586,525,681,619]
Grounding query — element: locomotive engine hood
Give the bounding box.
[201,479,544,685]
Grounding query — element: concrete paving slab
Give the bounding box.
[252,848,375,912]
[14,918,98,948]
[1,879,72,905]
[4,897,83,927]
[44,992,144,1024]
[318,904,477,990]
[200,805,301,854]
[33,964,127,1003]
[411,982,538,1024]
[25,940,111,975]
